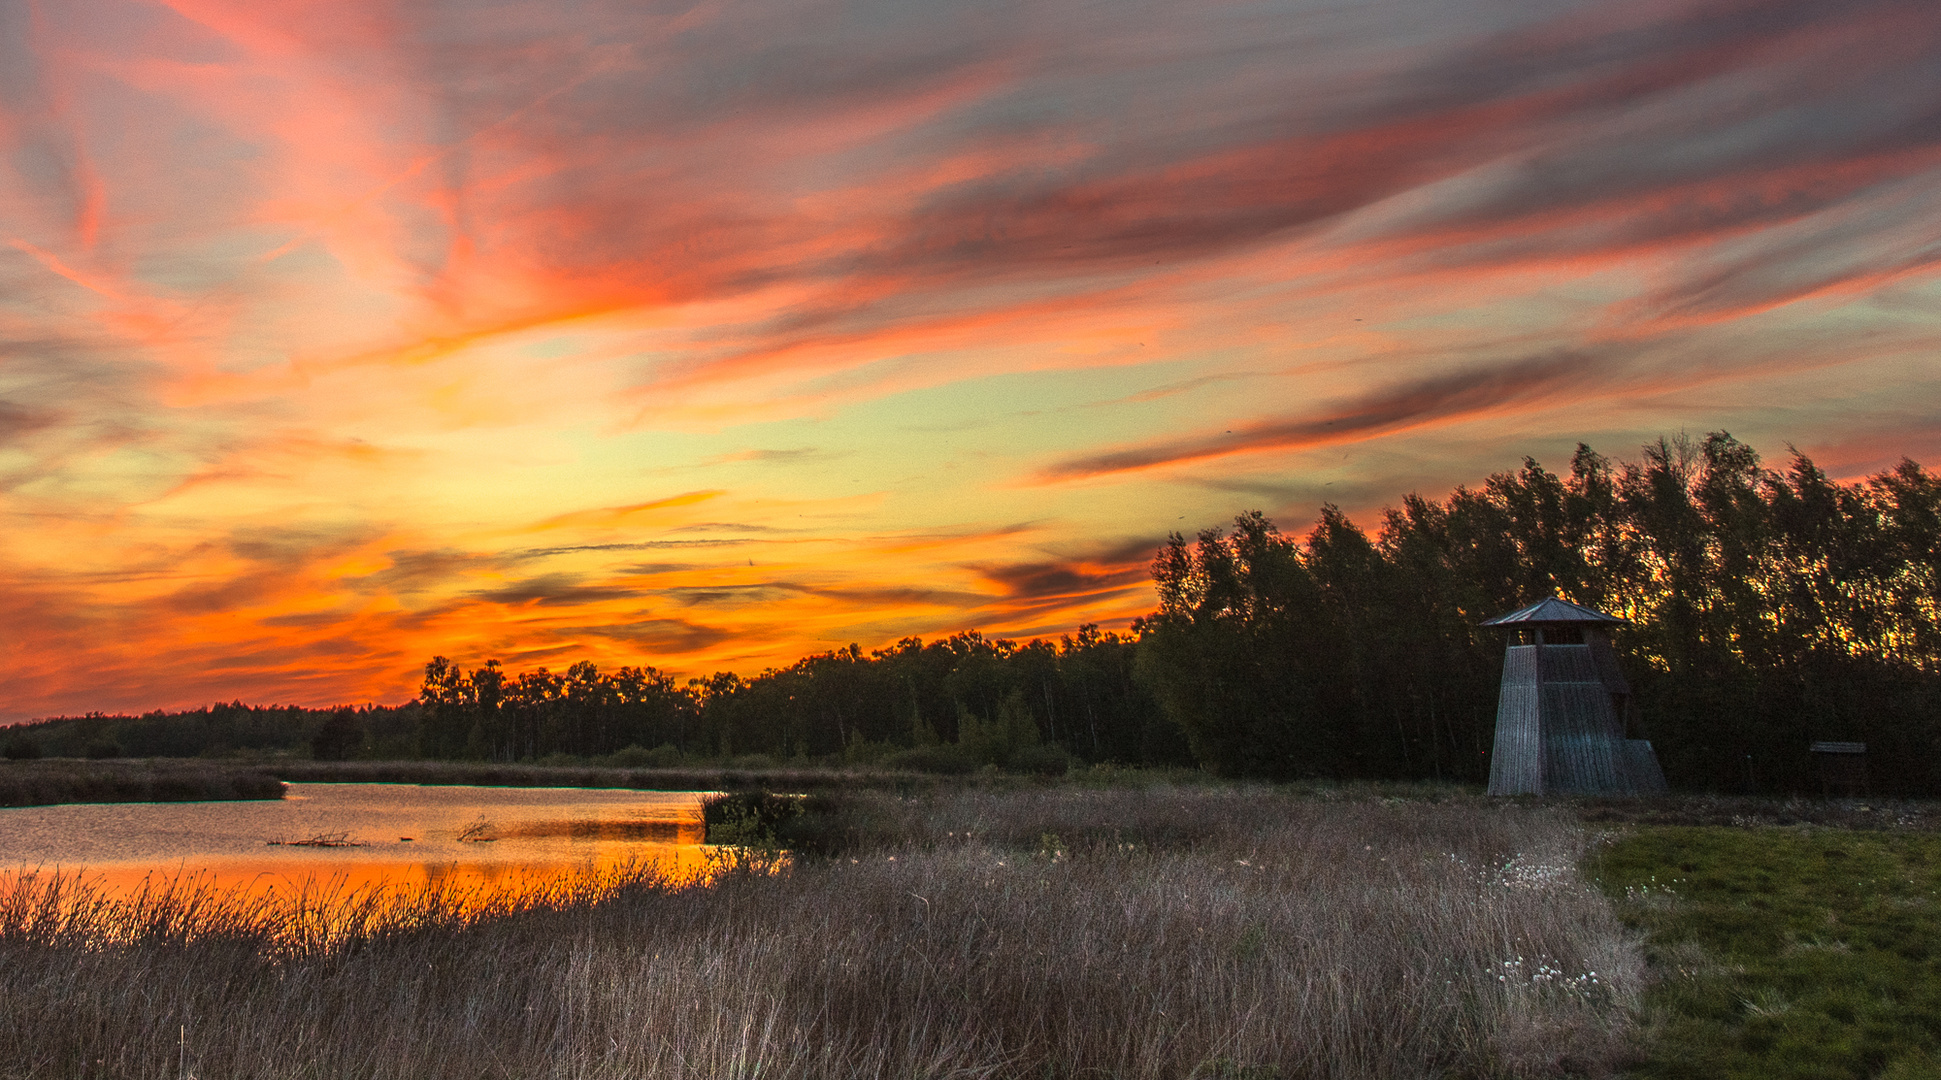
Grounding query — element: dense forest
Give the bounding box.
[9,433,1939,794]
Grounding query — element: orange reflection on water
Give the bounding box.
[77,826,720,910]
[0,784,729,927]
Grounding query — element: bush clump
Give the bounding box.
[702,791,808,849]
[885,744,976,774]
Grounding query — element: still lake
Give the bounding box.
[0,782,713,899]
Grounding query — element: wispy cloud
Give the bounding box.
[3,0,1938,718]
[1038,352,1609,481]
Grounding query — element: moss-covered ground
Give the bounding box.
[1591,824,1941,1080]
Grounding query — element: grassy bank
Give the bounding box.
[0,759,285,807]
[0,787,1635,1079]
[273,757,1263,794]
[1591,823,1941,1079]
[268,757,948,792]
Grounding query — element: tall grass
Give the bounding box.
[0,789,1638,1079]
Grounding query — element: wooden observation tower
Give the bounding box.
[1482,597,1667,796]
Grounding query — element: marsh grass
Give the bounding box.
[0,760,284,807]
[1591,824,1941,1080]
[0,789,1636,1079]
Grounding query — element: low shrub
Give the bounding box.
[2,736,41,761]
[885,743,976,774]
[607,743,683,768]
[1006,743,1071,776]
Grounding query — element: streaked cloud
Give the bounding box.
[1038,353,1607,481]
[3,0,1938,719]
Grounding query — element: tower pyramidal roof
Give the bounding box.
[1480,596,1627,627]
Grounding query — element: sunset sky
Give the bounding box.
[4,0,1940,720]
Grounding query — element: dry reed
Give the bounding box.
[0,788,1637,1079]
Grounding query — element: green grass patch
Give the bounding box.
[1591,824,1941,1080]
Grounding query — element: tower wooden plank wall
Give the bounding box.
[1483,597,1668,796]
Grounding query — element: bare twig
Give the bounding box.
[267,832,365,848]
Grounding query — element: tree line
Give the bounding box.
[1142,434,1940,793]
[407,625,1178,774]
[6,629,1176,776]
[9,432,1937,793]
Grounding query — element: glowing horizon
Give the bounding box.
[4,0,1940,720]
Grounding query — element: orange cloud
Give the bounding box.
[530,491,727,532]
[5,0,1941,719]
